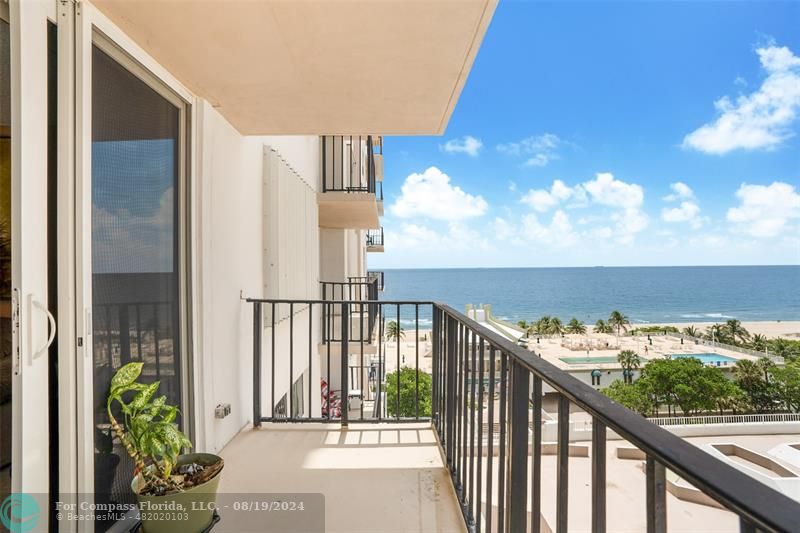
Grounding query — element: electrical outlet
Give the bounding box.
[215,403,231,419]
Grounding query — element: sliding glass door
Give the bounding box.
[77,23,190,530]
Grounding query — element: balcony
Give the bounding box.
[321,279,380,345]
[366,271,386,291]
[218,423,465,533]
[318,135,382,229]
[243,297,800,533]
[366,227,385,253]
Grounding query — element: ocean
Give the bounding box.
[378,265,800,325]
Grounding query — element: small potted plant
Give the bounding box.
[107,362,224,533]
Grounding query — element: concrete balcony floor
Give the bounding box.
[218,423,466,533]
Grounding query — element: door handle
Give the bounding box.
[30,296,57,362]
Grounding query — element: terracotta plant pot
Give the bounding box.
[131,453,223,533]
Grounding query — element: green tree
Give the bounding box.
[705,323,732,344]
[548,317,565,335]
[617,349,641,384]
[725,319,750,345]
[756,357,775,383]
[601,380,652,416]
[517,320,529,331]
[770,361,800,412]
[749,334,768,352]
[768,339,800,362]
[594,319,613,334]
[566,318,586,334]
[385,320,405,342]
[733,359,774,412]
[384,367,432,417]
[608,310,630,338]
[682,325,700,338]
[531,316,552,336]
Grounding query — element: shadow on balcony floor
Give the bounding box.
[218,422,466,533]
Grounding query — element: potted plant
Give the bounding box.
[107,362,224,533]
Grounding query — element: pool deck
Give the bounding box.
[527,333,759,372]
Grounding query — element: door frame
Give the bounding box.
[8,0,58,515]
[73,3,197,530]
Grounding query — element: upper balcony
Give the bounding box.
[318,135,382,229]
[366,227,385,253]
[239,296,800,533]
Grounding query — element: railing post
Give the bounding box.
[446,315,457,466]
[508,360,531,533]
[341,301,349,427]
[253,302,262,428]
[646,457,667,533]
[432,305,440,426]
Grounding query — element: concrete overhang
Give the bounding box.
[318,192,380,229]
[92,0,498,135]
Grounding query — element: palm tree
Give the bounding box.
[517,320,528,330]
[750,334,768,352]
[617,349,641,384]
[682,325,700,338]
[608,310,630,338]
[704,323,729,344]
[756,357,775,383]
[725,319,750,346]
[565,318,587,335]
[385,320,405,342]
[548,317,565,336]
[594,319,613,334]
[532,315,554,336]
[733,359,762,404]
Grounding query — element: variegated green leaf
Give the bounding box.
[130,381,160,412]
[110,362,144,390]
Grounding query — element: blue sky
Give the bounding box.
[371,1,800,269]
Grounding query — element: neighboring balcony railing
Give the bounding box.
[249,297,430,424]
[321,135,377,193]
[320,279,379,343]
[247,298,800,533]
[366,271,385,291]
[366,228,384,251]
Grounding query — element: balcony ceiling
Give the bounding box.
[92,0,497,135]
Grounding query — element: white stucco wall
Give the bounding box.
[194,101,320,452]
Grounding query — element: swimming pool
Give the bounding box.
[671,353,737,365]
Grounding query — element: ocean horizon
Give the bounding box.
[378,265,800,325]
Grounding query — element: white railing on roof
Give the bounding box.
[648,413,800,427]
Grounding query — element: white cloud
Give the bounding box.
[661,182,705,228]
[441,135,483,157]
[661,201,703,228]
[683,43,800,154]
[390,221,490,252]
[726,181,800,237]
[517,173,648,244]
[520,179,586,212]
[497,133,563,167]
[611,208,650,245]
[583,172,644,209]
[390,166,488,221]
[663,181,695,201]
[521,210,578,247]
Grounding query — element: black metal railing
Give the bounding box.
[248,298,800,533]
[320,279,379,343]
[366,271,385,291]
[431,303,800,533]
[366,228,384,248]
[321,135,377,194]
[249,298,433,425]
